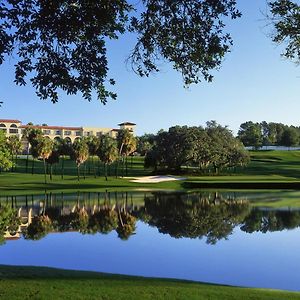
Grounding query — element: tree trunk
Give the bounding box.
[84,163,86,180]
[105,163,108,181]
[32,158,35,175]
[125,155,128,176]
[61,155,64,180]
[115,158,120,178]
[98,159,101,176]
[92,156,96,178]
[50,164,53,181]
[43,158,47,184]
[77,165,80,181]
[26,152,29,173]
[11,154,14,172]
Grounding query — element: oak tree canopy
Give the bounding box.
[0,1,299,104]
[0,0,241,103]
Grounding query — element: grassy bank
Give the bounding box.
[2,150,300,195]
[0,265,299,300]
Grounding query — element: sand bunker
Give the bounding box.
[129,175,186,183]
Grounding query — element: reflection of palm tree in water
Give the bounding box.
[3,192,300,244]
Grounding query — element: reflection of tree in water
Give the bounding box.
[88,208,118,234]
[24,215,52,240]
[70,207,89,232]
[4,192,300,244]
[20,196,137,240]
[142,193,250,244]
[116,211,137,240]
[241,209,300,233]
[0,206,20,244]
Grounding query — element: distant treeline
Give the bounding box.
[237,121,300,149]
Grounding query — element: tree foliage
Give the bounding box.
[238,121,263,150]
[238,121,300,148]
[0,131,13,170]
[71,138,89,180]
[279,127,299,147]
[269,0,300,63]
[97,135,119,180]
[145,122,249,173]
[0,0,241,103]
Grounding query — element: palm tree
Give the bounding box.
[6,135,22,172]
[71,139,89,181]
[46,140,60,180]
[123,135,137,176]
[117,130,137,176]
[57,138,72,179]
[35,136,53,184]
[97,135,118,181]
[22,126,43,174]
[117,129,133,177]
[86,136,100,177]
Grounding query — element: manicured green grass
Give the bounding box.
[0,172,183,196]
[2,150,300,196]
[185,150,300,188]
[0,265,299,300]
[0,156,183,195]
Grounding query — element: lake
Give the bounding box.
[1,190,300,291]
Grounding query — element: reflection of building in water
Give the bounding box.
[3,193,143,241]
[2,191,255,243]
[4,208,32,240]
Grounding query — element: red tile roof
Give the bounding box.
[0,119,21,123]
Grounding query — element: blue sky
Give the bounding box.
[1,1,300,135]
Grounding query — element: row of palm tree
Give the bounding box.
[19,127,137,183]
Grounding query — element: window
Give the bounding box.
[64,131,71,136]
[0,124,6,132]
[75,131,81,136]
[55,130,61,135]
[9,124,18,134]
[43,130,51,135]
[96,132,102,137]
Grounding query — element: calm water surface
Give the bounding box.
[1,190,300,291]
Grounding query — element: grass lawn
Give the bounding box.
[0,265,299,300]
[2,150,300,195]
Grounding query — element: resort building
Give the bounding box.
[0,119,136,152]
